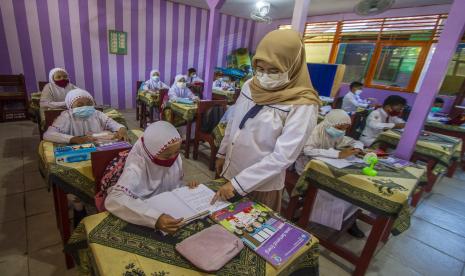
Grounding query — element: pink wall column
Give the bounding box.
[203,0,226,100]
[291,0,310,34]
[394,0,465,159]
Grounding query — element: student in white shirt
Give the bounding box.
[186,68,204,84]
[168,75,199,102]
[43,88,128,144]
[295,109,365,237]
[427,97,445,121]
[360,95,407,147]
[105,121,199,234]
[140,69,169,91]
[212,29,321,211]
[40,67,77,110]
[341,81,370,113]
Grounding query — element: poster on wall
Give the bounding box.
[109,30,127,55]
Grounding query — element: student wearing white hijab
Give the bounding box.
[105,121,198,234]
[43,88,127,144]
[168,75,199,102]
[295,109,365,238]
[140,69,169,91]
[40,68,77,109]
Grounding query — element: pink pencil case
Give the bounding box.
[175,224,244,272]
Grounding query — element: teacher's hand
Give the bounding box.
[210,182,235,205]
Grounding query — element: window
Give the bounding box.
[440,43,465,96]
[280,14,448,92]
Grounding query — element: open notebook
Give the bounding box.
[145,184,230,224]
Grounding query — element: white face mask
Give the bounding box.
[152,76,160,82]
[176,81,186,89]
[255,71,290,90]
[355,89,363,95]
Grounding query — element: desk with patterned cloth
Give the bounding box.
[29,92,41,121]
[164,102,198,158]
[424,121,465,170]
[291,159,425,275]
[66,179,320,276]
[213,88,236,104]
[137,90,161,108]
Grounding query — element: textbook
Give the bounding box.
[146,184,230,224]
[211,200,310,268]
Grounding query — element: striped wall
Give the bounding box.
[0,0,255,108]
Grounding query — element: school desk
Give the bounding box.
[65,179,320,276]
[137,89,169,128]
[288,159,425,276]
[424,121,465,170]
[372,129,462,192]
[37,129,143,268]
[29,91,41,121]
[212,88,237,104]
[164,101,198,158]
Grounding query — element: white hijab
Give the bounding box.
[65,88,94,109]
[47,67,75,101]
[311,109,352,149]
[144,69,162,90]
[116,121,184,198]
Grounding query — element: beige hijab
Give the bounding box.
[250,29,321,106]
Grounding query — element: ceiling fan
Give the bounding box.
[250,1,272,24]
[354,0,395,16]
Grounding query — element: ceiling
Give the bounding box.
[171,0,452,20]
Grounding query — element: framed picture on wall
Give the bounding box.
[109,30,127,55]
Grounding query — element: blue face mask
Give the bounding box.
[72,106,96,119]
[326,126,345,138]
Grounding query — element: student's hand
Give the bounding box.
[211,182,235,205]
[187,180,200,189]
[155,214,184,234]
[394,123,406,129]
[339,148,359,159]
[114,128,129,141]
[70,136,96,144]
[215,158,225,176]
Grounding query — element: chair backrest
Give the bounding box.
[347,109,370,139]
[44,109,65,131]
[91,146,132,192]
[136,81,143,93]
[195,100,228,134]
[332,96,343,109]
[38,81,48,92]
[158,88,168,109]
[189,83,204,99]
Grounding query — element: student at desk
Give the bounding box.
[295,109,365,237]
[341,81,370,113]
[213,29,321,211]
[186,67,204,84]
[40,67,77,110]
[43,88,128,144]
[168,75,199,102]
[105,121,199,234]
[427,97,446,122]
[360,95,407,147]
[140,69,169,91]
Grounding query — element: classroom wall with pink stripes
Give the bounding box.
[0,0,255,109]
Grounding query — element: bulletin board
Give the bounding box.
[109,30,127,55]
[306,63,345,97]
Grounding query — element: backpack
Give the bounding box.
[94,150,130,212]
[348,110,371,140]
[201,106,225,133]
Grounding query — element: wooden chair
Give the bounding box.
[332,96,343,109]
[38,81,48,92]
[193,100,227,170]
[189,83,204,99]
[140,88,168,128]
[43,109,66,135]
[91,146,132,195]
[0,74,29,122]
[136,81,143,121]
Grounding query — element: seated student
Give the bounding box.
[360,95,406,147]
[295,109,365,237]
[213,74,234,91]
[186,67,204,84]
[342,81,370,113]
[168,75,199,102]
[40,67,77,110]
[105,121,198,234]
[43,88,128,144]
[140,69,169,91]
[427,97,445,121]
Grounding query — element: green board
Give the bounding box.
[109,30,127,55]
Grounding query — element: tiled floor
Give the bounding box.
[1,109,465,276]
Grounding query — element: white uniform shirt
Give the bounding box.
[342,92,369,113]
[360,108,404,147]
[217,80,318,195]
